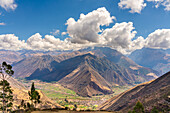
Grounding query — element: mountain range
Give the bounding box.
[129,48,170,75]
[12,47,159,97]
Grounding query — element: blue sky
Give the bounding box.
[0,0,170,54]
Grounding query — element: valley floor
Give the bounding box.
[18,79,132,110]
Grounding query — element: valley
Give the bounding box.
[18,79,132,111]
[0,47,169,112]
[1,1,170,112]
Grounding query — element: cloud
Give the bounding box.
[118,0,146,13]
[145,29,170,49]
[66,7,115,44]
[0,34,27,50]
[147,0,170,11]
[0,22,5,25]
[50,29,60,36]
[130,36,145,52]
[61,32,67,36]
[0,0,17,11]
[101,22,142,54]
[0,28,170,54]
[0,7,169,54]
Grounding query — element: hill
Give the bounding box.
[99,71,170,112]
[0,75,63,110]
[129,48,170,75]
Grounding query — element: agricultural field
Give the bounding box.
[18,79,132,110]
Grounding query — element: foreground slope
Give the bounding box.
[0,75,63,110]
[99,71,170,112]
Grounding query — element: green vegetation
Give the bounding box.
[0,62,14,112]
[128,101,144,113]
[151,107,159,113]
[0,80,13,112]
[28,82,41,108]
[133,101,144,113]
[128,101,162,113]
[18,79,132,111]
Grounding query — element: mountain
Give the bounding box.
[12,55,59,78]
[11,47,159,97]
[129,48,170,75]
[12,51,87,78]
[80,47,138,68]
[0,75,63,110]
[99,71,170,112]
[26,53,157,97]
[0,50,23,64]
[0,49,70,65]
[58,64,113,97]
[80,47,159,79]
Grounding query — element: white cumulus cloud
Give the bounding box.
[0,0,17,11]
[118,0,147,13]
[101,22,143,54]
[0,34,27,50]
[145,29,170,49]
[0,7,169,54]
[66,7,115,44]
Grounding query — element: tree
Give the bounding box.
[73,104,77,110]
[132,101,145,113]
[28,82,40,108]
[0,80,13,112]
[0,62,14,113]
[151,107,159,113]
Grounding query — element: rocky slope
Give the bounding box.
[80,47,159,78]
[99,71,170,112]
[12,51,87,78]
[12,55,59,78]
[59,64,113,97]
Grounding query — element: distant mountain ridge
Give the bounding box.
[129,48,170,75]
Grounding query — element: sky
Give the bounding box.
[0,0,170,54]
